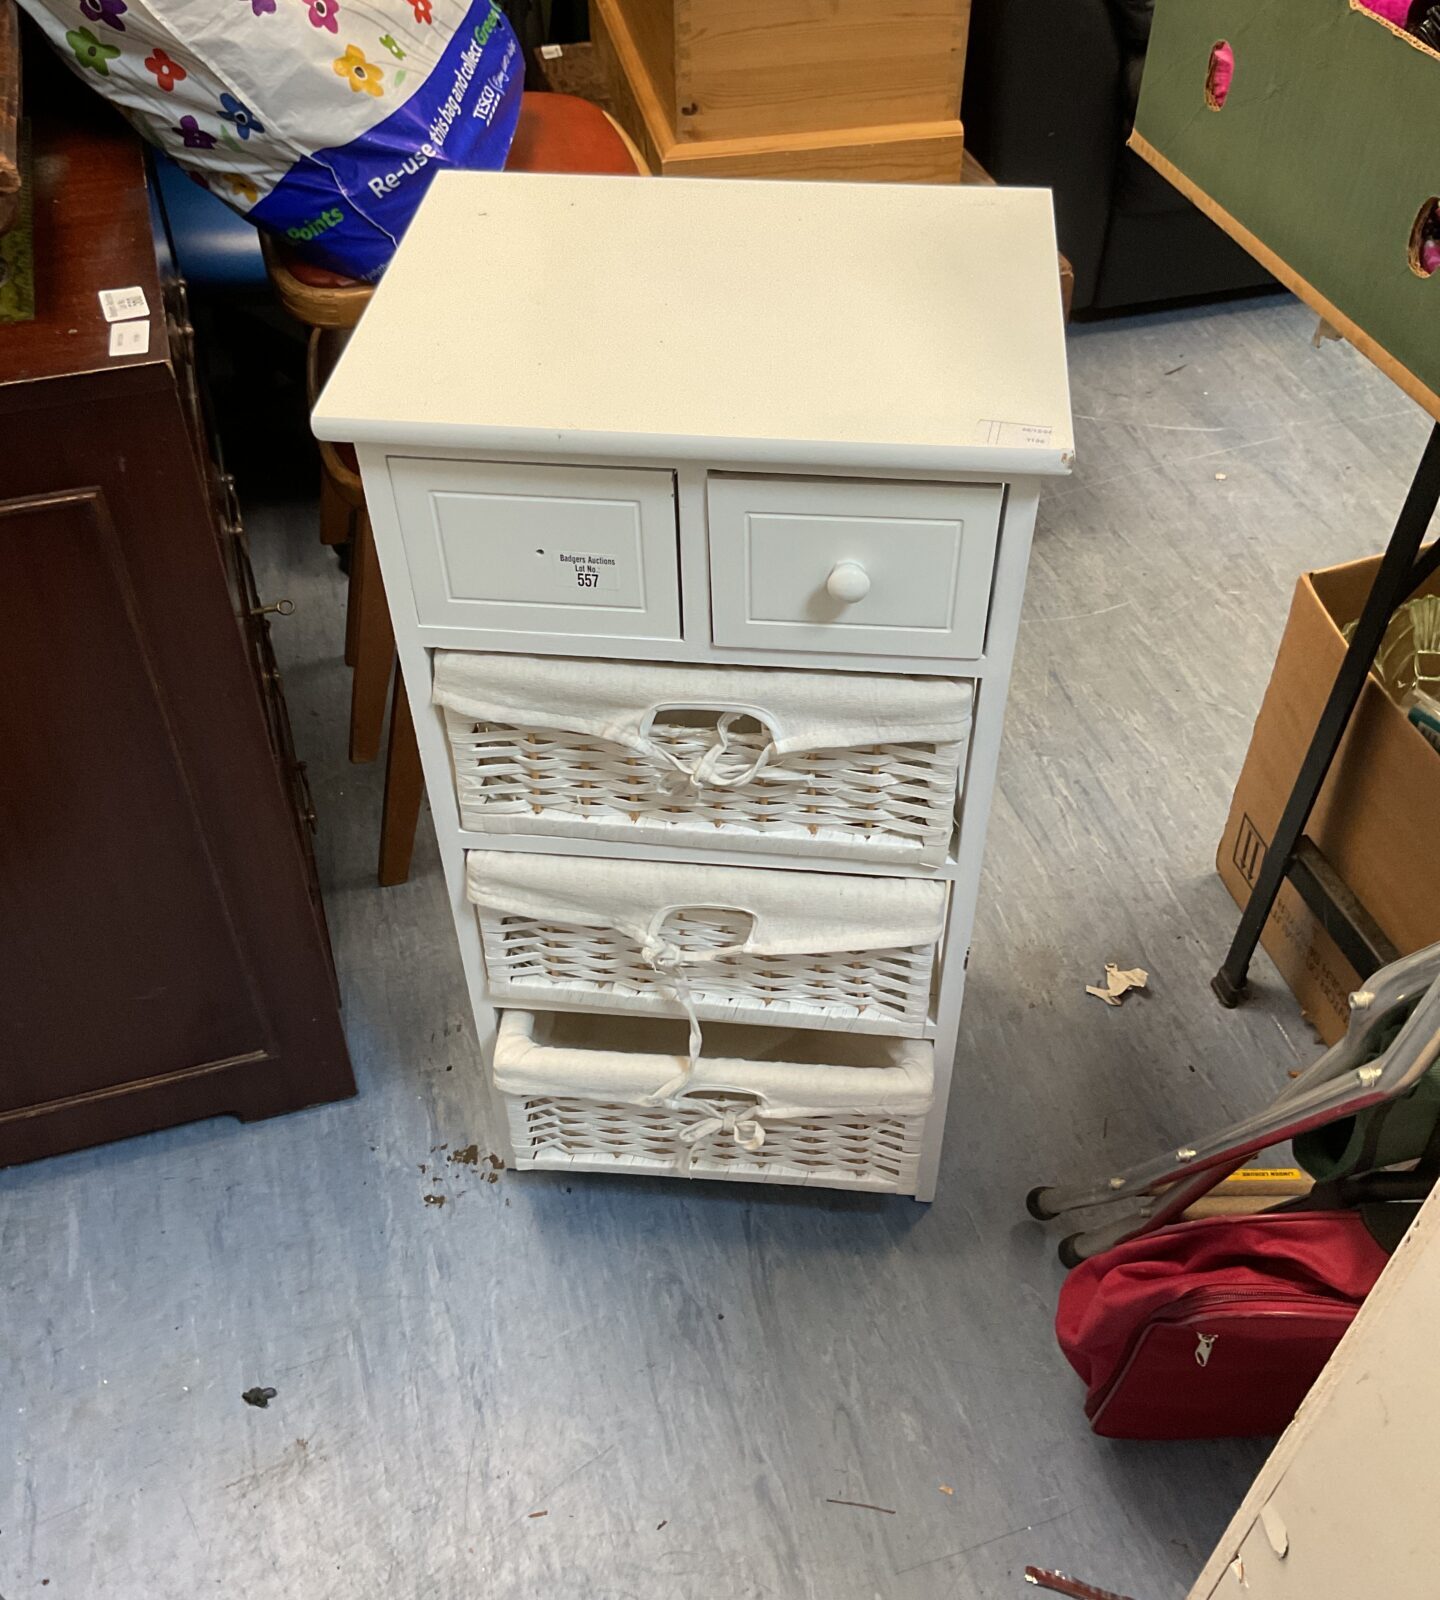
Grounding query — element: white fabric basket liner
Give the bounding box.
[466,851,946,961]
[432,651,973,758]
[493,1010,934,1118]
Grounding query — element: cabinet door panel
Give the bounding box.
[0,489,265,1110]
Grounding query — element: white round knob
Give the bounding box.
[825,561,871,604]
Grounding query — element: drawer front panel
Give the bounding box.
[494,1009,934,1194]
[433,651,973,868]
[391,459,681,640]
[707,475,1002,659]
[467,850,945,1036]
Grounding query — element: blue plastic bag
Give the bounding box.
[23,0,523,279]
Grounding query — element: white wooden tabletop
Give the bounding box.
[313,171,1074,476]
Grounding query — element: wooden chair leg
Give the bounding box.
[349,512,393,764]
[378,670,424,887]
[320,468,355,549]
[343,510,363,669]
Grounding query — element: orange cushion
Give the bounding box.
[505,91,640,176]
[283,257,366,291]
[279,93,638,289]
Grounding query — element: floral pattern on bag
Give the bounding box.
[174,114,218,150]
[79,0,127,31]
[144,46,187,90]
[66,24,120,73]
[332,42,384,95]
[219,92,265,140]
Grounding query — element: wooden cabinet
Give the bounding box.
[592,0,970,182]
[315,170,1070,1201]
[0,85,353,1164]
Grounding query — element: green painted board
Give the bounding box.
[1134,0,1440,417]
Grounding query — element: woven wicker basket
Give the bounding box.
[469,851,944,1036]
[434,653,971,867]
[494,1010,934,1193]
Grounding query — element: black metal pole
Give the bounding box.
[1213,422,1440,1006]
[1412,534,1440,592]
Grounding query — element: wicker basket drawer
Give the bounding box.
[494,1010,934,1193]
[434,652,971,867]
[468,851,945,1035]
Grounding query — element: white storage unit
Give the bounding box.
[313,170,1072,1200]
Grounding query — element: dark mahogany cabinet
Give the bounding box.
[0,89,354,1164]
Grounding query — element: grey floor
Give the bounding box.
[5,293,1431,1600]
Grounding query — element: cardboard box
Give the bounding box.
[1217,556,1440,1043]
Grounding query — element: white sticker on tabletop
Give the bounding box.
[976,418,1054,448]
[99,286,151,323]
[109,319,151,359]
[557,551,619,592]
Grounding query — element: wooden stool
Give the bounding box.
[303,325,422,886]
[265,91,648,886]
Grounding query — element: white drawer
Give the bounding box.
[494,1009,934,1193]
[432,651,973,868]
[390,458,681,642]
[467,850,946,1036]
[706,474,1002,659]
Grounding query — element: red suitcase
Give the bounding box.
[1055,1211,1390,1439]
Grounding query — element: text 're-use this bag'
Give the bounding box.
[20,0,523,278]
[1056,1212,1390,1439]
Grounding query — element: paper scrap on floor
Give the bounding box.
[1086,964,1149,1006]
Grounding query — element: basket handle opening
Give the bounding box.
[646,903,758,964]
[638,701,790,791]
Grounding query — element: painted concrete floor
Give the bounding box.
[5,292,1431,1600]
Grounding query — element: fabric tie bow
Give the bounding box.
[677,1102,768,1164]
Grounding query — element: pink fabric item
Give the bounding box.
[1359,0,1412,23]
[1207,41,1235,107]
